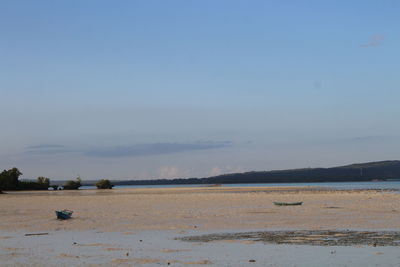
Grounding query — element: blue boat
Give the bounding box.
[55,210,73,220]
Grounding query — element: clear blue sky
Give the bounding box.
[1,0,399,180]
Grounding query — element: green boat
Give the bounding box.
[55,209,73,220]
[273,202,303,206]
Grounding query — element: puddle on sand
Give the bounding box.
[1,230,400,266]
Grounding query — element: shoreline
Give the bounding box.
[3,185,399,194]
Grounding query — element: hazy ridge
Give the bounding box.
[107,160,400,186]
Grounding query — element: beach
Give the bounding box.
[1,187,400,232]
[1,187,400,266]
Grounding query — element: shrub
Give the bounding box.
[37,176,50,187]
[63,177,82,190]
[96,179,113,189]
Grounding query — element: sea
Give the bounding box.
[80,180,400,191]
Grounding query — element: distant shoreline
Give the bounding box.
[48,160,400,186]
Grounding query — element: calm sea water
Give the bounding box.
[80,181,400,190]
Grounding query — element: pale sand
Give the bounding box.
[1,188,400,266]
[1,187,399,232]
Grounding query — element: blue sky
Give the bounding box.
[1,0,399,180]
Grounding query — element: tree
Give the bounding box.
[37,176,50,185]
[63,177,82,190]
[95,179,114,189]
[0,168,23,191]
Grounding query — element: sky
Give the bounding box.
[1,0,400,180]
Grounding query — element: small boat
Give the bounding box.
[273,202,303,206]
[55,210,73,220]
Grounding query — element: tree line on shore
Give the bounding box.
[0,168,113,192]
[114,160,400,186]
[2,160,399,192]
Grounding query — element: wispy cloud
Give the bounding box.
[315,135,398,147]
[361,34,385,48]
[350,135,385,142]
[346,135,398,144]
[26,141,233,158]
[27,144,65,149]
[85,141,233,158]
[26,144,73,155]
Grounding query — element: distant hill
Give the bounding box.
[113,160,400,186]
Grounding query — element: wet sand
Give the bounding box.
[1,186,400,266]
[2,230,400,266]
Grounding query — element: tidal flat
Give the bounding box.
[1,186,400,266]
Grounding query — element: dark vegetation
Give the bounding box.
[95,179,113,189]
[19,176,50,190]
[63,177,82,190]
[0,169,110,191]
[113,160,400,186]
[0,168,50,191]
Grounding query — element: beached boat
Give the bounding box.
[55,210,73,220]
[273,202,303,206]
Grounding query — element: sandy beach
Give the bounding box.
[1,186,400,266]
[1,187,399,232]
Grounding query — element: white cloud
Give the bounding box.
[361,34,385,47]
[209,165,243,177]
[159,166,179,178]
[210,166,223,176]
